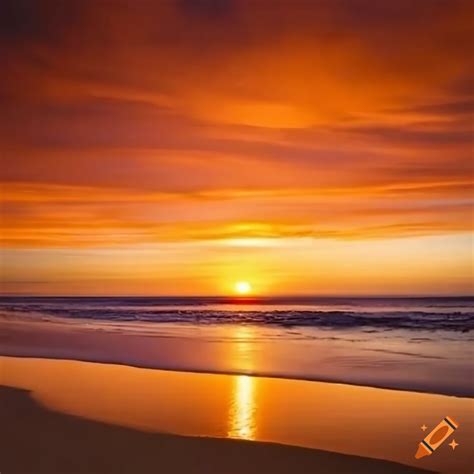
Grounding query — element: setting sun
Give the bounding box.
[235,281,252,295]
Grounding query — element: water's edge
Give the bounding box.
[1,353,471,399]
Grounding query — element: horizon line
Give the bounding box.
[0,294,472,299]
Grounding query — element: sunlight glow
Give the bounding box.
[235,281,252,295]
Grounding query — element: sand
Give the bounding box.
[1,385,431,474]
[3,356,473,472]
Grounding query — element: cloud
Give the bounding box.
[1,0,473,249]
[1,180,472,248]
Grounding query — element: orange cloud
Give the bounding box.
[1,180,472,248]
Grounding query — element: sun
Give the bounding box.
[235,281,252,295]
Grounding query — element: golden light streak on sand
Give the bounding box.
[227,375,257,440]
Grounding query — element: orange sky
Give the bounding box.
[1,0,473,295]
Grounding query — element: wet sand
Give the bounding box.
[2,356,472,472]
[1,384,430,474]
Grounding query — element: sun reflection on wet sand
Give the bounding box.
[232,325,255,373]
[227,375,257,440]
[2,356,473,473]
[227,325,257,440]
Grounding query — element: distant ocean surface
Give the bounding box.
[1,296,473,396]
[1,295,473,330]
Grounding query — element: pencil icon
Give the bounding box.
[415,416,459,459]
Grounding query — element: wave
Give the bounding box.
[1,306,472,332]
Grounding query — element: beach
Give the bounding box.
[1,356,473,473]
[1,296,473,473]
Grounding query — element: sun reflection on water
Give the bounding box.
[227,374,256,440]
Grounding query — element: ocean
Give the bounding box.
[1,296,473,396]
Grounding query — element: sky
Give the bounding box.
[1,0,473,296]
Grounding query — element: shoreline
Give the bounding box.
[2,352,473,399]
[2,317,473,398]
